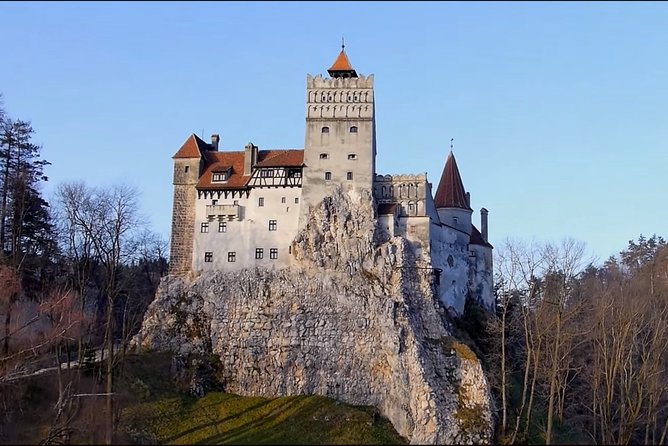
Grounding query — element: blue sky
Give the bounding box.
[2,1,666,264]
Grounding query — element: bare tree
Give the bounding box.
[54,181,143,445]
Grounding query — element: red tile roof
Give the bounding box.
[173,134,210,159]
[434,151,471,210]
[470,225,493,248]
[196,149,304,190]
[254,150,304,167]
[197,151,248,189]
[329,49,354,72]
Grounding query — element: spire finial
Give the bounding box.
[450,138,454,152]
[342,35,345,50]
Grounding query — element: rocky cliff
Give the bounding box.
[134,187,495,444]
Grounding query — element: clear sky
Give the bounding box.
[2,1,666,264]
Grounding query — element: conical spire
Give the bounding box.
[434,151,471,210]
[327,40,358,78]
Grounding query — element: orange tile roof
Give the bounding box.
[329,49,354,72]
[197,149,304,190]
[173,134,210,159]
[434,151,471,210]
[254,150,304,167]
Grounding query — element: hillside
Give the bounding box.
[0,351,406,445]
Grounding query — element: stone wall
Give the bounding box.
[136,186,494,443]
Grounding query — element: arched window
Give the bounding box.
[350,126,358,133]
[321,126,329,133]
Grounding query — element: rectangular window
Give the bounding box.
[255,248,264,259]
[347,172,353,180]
[270,248,278,260]
[294,197,299,204]
[204,252,213,262]
[348,154,357,160]
[260,169,274,177]
[233,200,238,205]
[212,172,228,182]
[325,172,332,180]
[258,197,265,207]
[200,222,209,233]
[228,252,236,262]
[212,199,218,205]
[269,220,277,231]
[281,197,286,204]
[184,166,190,173]
[218,221,227,233]
[320,153,329,159]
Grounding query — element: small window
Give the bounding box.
[204,252,213,262]
[269,220,277,231]
[200,222,209,233]
[212,171,228,182]
[350,126,358,133]
[320,153,329,159]
[260,169,274,177]
[346,172,353,181]
[325,172,332,180]
[409,203,414,211]
[218,221,227,233]
[258,197,264,207]
[348,154,357,160]
[294,197,299,204]
[270,248,278,260]
[212,199,218,205]
[184,165,190,173]
[228,252,236,262]
[281,197,286,204]
[321,126,329,133]
[255,248,264,259]
[452,217,458,225]
[233,200,238,205]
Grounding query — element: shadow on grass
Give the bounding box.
[163,398,275,444]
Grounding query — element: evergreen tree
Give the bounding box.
[0,115,55,281]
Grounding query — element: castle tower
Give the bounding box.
[434,151,473,234]
[168,134,210,276]
[300,45,376,225]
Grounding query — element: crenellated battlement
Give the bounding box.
[374,173,429,183]
[306,73,374,89]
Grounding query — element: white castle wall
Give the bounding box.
[192,187,302,272]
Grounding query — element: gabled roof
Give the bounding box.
[434,151,471,210]
[327,47,358,78]
[173,134,210,159]
[197,151,248,190]
[196,149,304,190]
[254,150,304,168]
[470,225,493,248]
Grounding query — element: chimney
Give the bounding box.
[465,192,471,208]
[211,134,220,151]
[481,208,489,242]
[244,142,258,176]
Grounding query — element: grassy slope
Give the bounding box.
[116,352,407,445]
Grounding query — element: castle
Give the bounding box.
[168,46,494,314]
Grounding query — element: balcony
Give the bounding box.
[206,204,240,220]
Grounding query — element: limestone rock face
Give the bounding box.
[135,187,495,443]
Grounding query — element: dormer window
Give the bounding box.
[260,169,274,178]
[321,126,330,133]
[350,126,358,133]
[212,171,228,182]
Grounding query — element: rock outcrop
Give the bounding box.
[134,187,495,443]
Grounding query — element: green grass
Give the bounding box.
[117,352,407,445]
